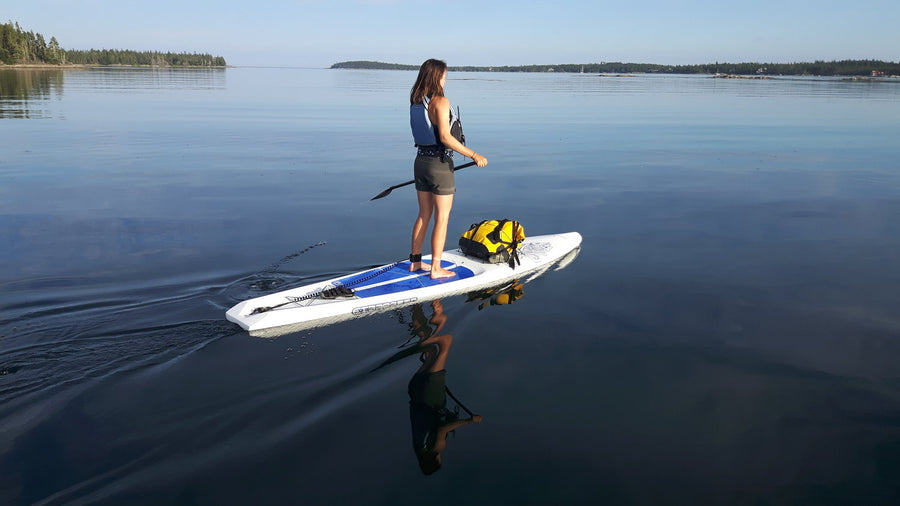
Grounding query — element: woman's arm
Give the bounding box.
[431,415,483,453]
[430,96,488,167]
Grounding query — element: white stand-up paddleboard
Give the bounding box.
[226,232,582,335]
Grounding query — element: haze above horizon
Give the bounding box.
[6,0,898,68]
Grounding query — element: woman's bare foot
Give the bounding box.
[409,261,431,272]
[430,266,456,279]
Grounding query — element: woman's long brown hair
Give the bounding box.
[410,59,447,105]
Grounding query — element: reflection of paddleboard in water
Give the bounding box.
[226,232,582,335]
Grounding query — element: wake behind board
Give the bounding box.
[226,232,582,335]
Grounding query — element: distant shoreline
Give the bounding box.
[2,21,227,68]
[1,63,228,69]
[331,60,900,78]
[1,63,90,69]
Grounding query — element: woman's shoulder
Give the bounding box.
[428,95,450,108]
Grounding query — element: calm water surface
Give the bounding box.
[2,67,900,504]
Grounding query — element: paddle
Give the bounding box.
[370,161,477,200]
[445,386,477,418]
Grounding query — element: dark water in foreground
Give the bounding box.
[2,67,900,505]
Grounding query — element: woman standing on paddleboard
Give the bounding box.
[409,59,488,279]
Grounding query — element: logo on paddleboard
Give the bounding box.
[518,242,552,262]
[352,297,418,315]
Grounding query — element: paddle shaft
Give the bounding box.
[370,161,477,200]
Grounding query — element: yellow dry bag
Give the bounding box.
[458,219,525,268]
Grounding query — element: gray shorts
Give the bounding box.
[414,155,456,195]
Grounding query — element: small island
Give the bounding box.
[1,21,226,68]
[332,60,900,78]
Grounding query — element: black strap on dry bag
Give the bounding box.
[507,221,521,269]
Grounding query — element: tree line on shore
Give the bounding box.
[64,49,226,67]
[332,60,900,77]
[1,21,226,67]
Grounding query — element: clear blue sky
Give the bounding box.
[7,0,898,67]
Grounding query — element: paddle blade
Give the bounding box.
[371,179,414,201]
[370,188,393,200]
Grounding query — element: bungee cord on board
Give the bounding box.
[250,259,403,315]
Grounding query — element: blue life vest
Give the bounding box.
[410,99,465,148]
[410,100,438,147]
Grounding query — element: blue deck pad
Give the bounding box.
[337,261,474,298]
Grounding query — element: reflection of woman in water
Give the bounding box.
[407,300,482,475]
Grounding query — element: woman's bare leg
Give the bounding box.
[410,191,433,272]
[430,194,455,279]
